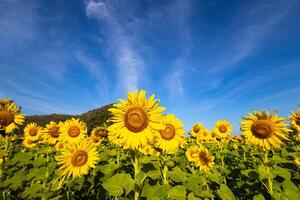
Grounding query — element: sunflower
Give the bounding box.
[55,141,66,151]
[91,126,108,139]
[214,120,232,138]
[233,143,238,150]
[88,135,102,146]
[23,139,36,148]
[138,144,160,156]
[189,122,204,138]
[60,118,87,144]
[196,128,211,143]
[0,98,12,108]
[56,140,99,178]
[290,108,300,133]
[107,90,165,149]
[43,121,61,144]
[240,110,290,150]
[186,146,201,163]
[295,157,300,166]
[24,123,44,141]
[194,147,215,172]
[153,114,185,153]
[0,101,25,134]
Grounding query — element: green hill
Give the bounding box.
[21,104,114,133]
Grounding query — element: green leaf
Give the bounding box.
[102,173,134,196]
[169,167,187,183]
[135,171,146,185]
[258,165,276,179]
[33,156,46,167]
[253,194,265,200]
[168,185,186,200]
[273,166,291,180]
[217,184,235,200]
[146,170,161,180]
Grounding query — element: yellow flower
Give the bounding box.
[196,128,211,143]
[55,141,66,151]
[290,108,300,133]
[295,157,300,166]
[153,114,185,153]
[241,110,290,150]
[91,126,108,139]
[233,143,238,150]
[186,146,201,163]
[24,123,44,141]
[195,147,214,172]
[214,120,233,138]
[138,144,160,156]
[56,140,99,178]
[88,135,102,146]
[186,146,214,172]
[23,139,36,148]
[107,90,165,149]
[0,101,25,134]
[60,118,87,144]
[43,121,61,144]
[189,122,205,138]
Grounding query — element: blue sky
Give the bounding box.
[1,0,300,133]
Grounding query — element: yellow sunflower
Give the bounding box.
[196,128,211,143]
[189,122,205,138]
[194,147,215,172]
[290,108,300,133]
[233,143,238,150]
[107,90,165,149]
[88,135,102,146]
[55,141,66,151]
[60,118,87,144]
[0,101,25,134]
[23,139,36,148]
[43,121,61,144]
[91,126,108,139]
[295,157,300,166]
[0,98,12,107]
[56,140,99,178]
[240,110,290,150]
[186,146,201,163]
[214,120,232,138]
[24,123,44,141]
[138,144,160,156]
[153,114,185,153]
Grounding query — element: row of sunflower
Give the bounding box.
[0,92,300,199]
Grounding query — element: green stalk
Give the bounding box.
[264,150,273,196]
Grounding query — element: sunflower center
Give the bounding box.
[211,132,216,138]
[219,125,227,133]
[295,117,300,126]
[71,150,88,167]
[93,137,100,143]
[29,128,38,136]
[95,128,108,138]
[49,126,60,138]
[125,107,149,132]
[58,143,64,149]
[0,111,14,127]
[251,120,273,139]
[193,125,200,133]
[27,140,33,145]
[199,152,210,165]
[160,124,175,140]
[68,126,80,137]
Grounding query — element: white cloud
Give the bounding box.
[85,0,145,93]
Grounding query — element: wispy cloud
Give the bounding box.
[205,1,296,75]
[86,0,145,94]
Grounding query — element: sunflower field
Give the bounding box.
[0,91,300,200]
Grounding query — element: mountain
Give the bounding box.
[21,104,114,133]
